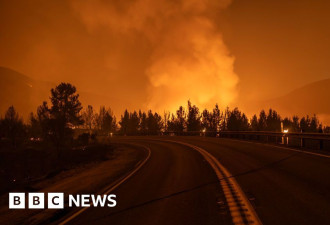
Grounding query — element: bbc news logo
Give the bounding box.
[9,193,117,209]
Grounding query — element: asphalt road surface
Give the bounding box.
[61,136,330,225]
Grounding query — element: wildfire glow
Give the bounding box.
[72,0,238,114]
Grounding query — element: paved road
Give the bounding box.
[63,136,330,225]
[64,138,231,225]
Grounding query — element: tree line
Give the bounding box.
[1,82,329,149]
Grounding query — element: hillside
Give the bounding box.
[0,67,118,120]
[0,67,52,120]
[256,79,330,125]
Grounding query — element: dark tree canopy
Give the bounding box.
[82,105,95,130]
[146,110,163,135]
[50,83,83,126]
[37,83,83,153]
[2,86,329,154]
[227,108,249,131]
[186,101,201,132]
[119,110,162,135]
[0,106,25,147]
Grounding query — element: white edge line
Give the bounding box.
[59,145,151,225]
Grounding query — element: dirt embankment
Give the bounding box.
[0,143,115,194]
[0,143,147,225]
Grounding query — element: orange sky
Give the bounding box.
[1,0,330,118]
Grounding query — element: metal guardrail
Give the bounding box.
[162,131,330,150]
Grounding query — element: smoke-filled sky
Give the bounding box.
[1,0,330,117]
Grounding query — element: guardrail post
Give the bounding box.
[320,139,324,150]
[301,138,305,148]
[285,136,288,146]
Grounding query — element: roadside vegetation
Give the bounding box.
[1,82,329,141]
[0,83,114,194]
[1,82,328,140]
[0,82,329,193]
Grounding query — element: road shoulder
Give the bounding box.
[0,144,147,225]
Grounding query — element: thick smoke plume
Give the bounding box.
[72,0,238,112]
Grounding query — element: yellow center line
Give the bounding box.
[165,140,263,225]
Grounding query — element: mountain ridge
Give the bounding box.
[0,67,118,121]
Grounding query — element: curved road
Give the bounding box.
[62,136,330,225]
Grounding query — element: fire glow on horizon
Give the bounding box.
[72,0,239,113]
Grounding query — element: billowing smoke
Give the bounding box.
[71,0,238,112]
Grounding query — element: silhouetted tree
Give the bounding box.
[298,115,320,133]
[139,110,147,135]
[324,126,330,133]
[201,109,211,131]
[38,83,83,157]
[227,108,249,131]
[96,106,116,134]
[300,116,310,132]
[176,106,186,131]
[119,110,130,135]
[201,104,222,135]
[266,109,281,131]
[37,101,51,139]
[167,114,176,132]
[258,110,267,131]
[119,110,140,135]
[309,115,319,132]
[282,117,292,131]
[292,115,300,132]
[221,107,230,131]
[283,116,302,132]
[82,105,95,130]
[95,106,105,130]
[186,101,201,132]
[163,111,170,132]
[166,107,186,133]
[103,110,116,134]
[241,114,249,130]
[146,110,163,135]
[250,114,258,131]
[212,104,222,131]
[28,112,42,138]
[129,111,139,135]
[1,106,25,147]
[169,106,186,133]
